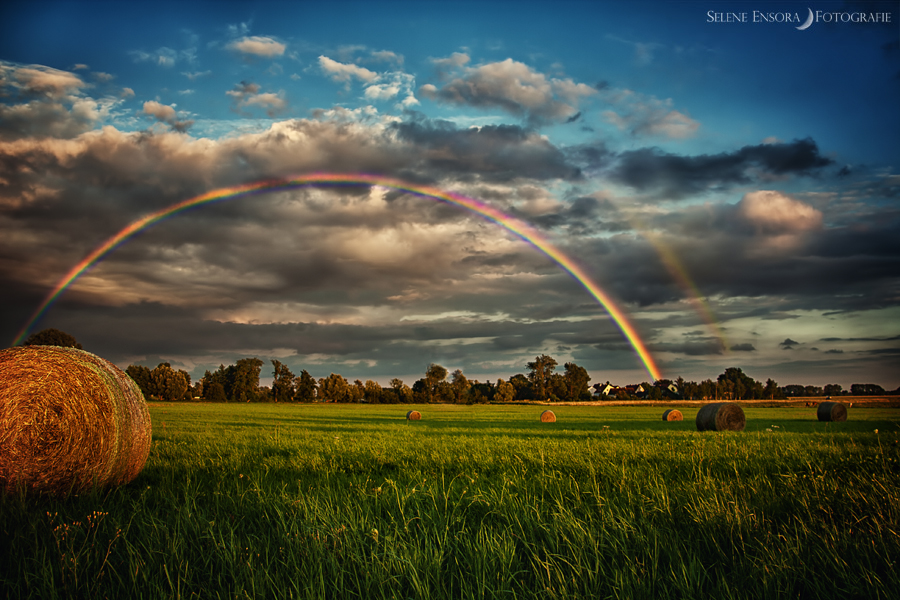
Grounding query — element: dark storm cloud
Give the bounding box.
[608,138,834,198]
[730,343,756,352]
[780,338,799,349]
[390,117,581,182]
[653,338,726,356]
[529,196,601,230]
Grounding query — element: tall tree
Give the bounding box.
[126,365,153,399]
[424,363,448,403]
[231,358,264,402]
[526,355,558,400]
[823,384,842,396]
[364,380,383,403]
[150,362,190,402]
[494,378,515,403]
[294,370,318,402]
[271,360,295,403]
[450,369,470,403]
[318,373,351,402]
[22,328,82,349]
[390,378,412,403]
[561,362,591,402]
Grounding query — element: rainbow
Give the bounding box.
[12,173,662,381]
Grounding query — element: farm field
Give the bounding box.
[1,403,898,599]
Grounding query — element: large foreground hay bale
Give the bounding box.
[406,410,421,421]
[540,410,556,423]
[0,346,151,495]
[695,402,745,432]
[817,401,847,422]
[662,409,683,422]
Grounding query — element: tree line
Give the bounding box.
[17,329,900,403]
[124,354,594,404]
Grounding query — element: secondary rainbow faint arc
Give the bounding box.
[13,172,662,381]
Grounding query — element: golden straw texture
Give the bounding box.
[0,346,151,495]
[540,410,556,423]
[406,410,421,421]
[817,401,848,422]
[662,409,683,422]
[695,402,745,432]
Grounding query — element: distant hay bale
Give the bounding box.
[695,402,745,432]
[406,410,421,421]
[662,409,683,422]
[817,401,847,422]
[540,410,556,423]
[0,346,152,496]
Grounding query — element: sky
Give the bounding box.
[1,0,898,390]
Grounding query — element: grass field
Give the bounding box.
[1,402,898,599]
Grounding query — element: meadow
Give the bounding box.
[1,402,898,599]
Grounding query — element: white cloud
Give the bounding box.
[142,100,193,131]
[227,36,286,57]
[14,66,86,98]
[602,89,699,139]
[419,56,595,123]
[318,55,378,84]
[737,190,823,234]
[226,82,287,117]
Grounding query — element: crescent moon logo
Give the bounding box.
[796,8,814,30]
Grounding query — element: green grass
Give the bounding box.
[2,403,899,599]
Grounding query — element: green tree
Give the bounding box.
[424,363,448,403]
[363,380,383,403]
[450,369,470,403]
[717,367,758,400]
[851,383,885,396]
[126,365,153,399]
[390,378,412,403]
[271,360,295,403]
[150,362,190,402]
[494,378,515,403]
[561,362,591,402]
[508,374,533,400]
[318,373,352,402]
[294,370,318,402]
[823,384,842,396]
[231,358,264,402]
[764,378,781,399]
[200,366,228,401]
[526,355,558,400]
[206,381,227,402]
[22,328,82,349]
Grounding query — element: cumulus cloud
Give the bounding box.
[736,191,823,234]
[226,82,287,117]
[419,55,596,124]
[318,56,418,107]
[142,100,193,132]
[227,36,286,57]
[0,63,121,140]
[10,65,87,98]
[318,56,378,84]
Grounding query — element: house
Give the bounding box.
[592,382,616,397]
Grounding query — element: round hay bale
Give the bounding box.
[406,410,421,421]
[540,410,556,423]
[0,346,152,496]
[662,409,683,422]
[817,401,847,422]
[695,402,745,432]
